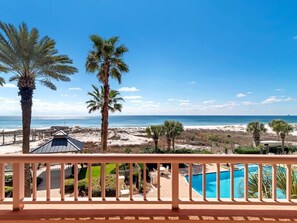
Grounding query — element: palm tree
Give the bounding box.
[86,84,124,116]
[247,167,297,199]
[86,35,129,153]
[278,122,294,153]
[146,125,164,152]
[163,120,175,151]
[0,66,7,86]
[0,22,77,196]
[246,121,267,147]
[269,120,286,141]
[171,121,184,150]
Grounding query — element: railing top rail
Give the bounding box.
[0,154,296,164]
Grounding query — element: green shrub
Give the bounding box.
[5,175,13,186]
[234,147,260,154]
[5,186,13,197]
[142,147,155,154]
[64,179,74,193]
[125,147,132,154]
[170,148,212,154]
[64,175,116,197]
[142,147,212,154]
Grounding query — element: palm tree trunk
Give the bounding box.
[100,65,110,153]
[281,135,285,154]
[167,136,171,151]
[102,82,110,153]
[172,136,175,151]
[20,86,33,197]
[154,139,158,152]
[254,131,260,147]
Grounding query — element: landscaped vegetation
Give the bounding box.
[64,163,144,197]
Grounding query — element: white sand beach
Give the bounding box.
[1,124,297,155]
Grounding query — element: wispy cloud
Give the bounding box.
[118,87,139,92]
[275,88,286,92]
[168,98,190,103]
[188,81,197,85]
[203,100,215,104]
[236,93,247,98]
[241,101,255,106]
[2,83,17,88]
[123,95,142,100]
[261,96,294,104]
[180,102,190,106]
[69,87,82,91]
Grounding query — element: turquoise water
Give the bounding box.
[185,164,286,199]
[1,115,297,130]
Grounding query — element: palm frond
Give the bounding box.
[0,76,5,86]
[86,85,124,114]
[39,79,57,90]
[0,22,78,89]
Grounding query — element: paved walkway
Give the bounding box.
[37,164,72,198]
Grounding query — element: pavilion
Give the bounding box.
[30,130,84,154]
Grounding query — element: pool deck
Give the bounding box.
[147,163,227,199]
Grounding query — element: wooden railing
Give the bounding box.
[0,154,297,211]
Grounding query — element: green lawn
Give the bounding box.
[85,164,116,179]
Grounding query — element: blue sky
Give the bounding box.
[1,0,297,115]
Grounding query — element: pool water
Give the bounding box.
[185,164,285,199]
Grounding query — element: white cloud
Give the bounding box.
[180,102,190,106]
[69,87,82,91]
[2,84,17,88]
[188,81,197,85]
[203,100,215,104]
[211,102,238,109]
[130,100,142,103]
[236,93,247,98]
[242,101,254,106]
[118,87,139,92]
[275,88,286,92]
[261,96,294,104]
[123,96,142,100]
[168,98,190,103]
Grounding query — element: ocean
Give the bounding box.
[0,115,297,130]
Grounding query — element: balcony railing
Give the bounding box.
[0,154,297,211]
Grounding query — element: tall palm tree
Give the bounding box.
[86,84,124,114]
[86,35,129,153]
[277,122,294,153]
[246,121,267,147]
[171,121,184,150]
[163,120,175,151]
[0,22,77,196]
[269,120,286,141]
[146,125,164,152]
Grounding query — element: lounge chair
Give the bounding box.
[163,165,170,177]
[120,185,130,197]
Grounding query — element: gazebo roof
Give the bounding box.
[30,130,84,154]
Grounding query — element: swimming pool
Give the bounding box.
[185,164,285,199]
